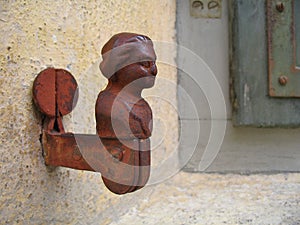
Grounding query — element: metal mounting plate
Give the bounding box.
[267,0,300,97]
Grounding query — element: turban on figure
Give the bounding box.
[100,32,156,79]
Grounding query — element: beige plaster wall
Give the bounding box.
[0,0,177,223]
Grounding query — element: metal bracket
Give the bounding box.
[33,68,150,195]
[33,33,157,195]
[267,0,300,97]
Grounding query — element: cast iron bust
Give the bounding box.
[96,33,157,194]
[32,33,158,195]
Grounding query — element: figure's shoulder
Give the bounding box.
[97,90,115,102]
[96,90,114,116]
[96,90,129,117]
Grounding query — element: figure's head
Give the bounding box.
[100,32,157,89]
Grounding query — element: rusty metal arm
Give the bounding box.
[33,68,151,195]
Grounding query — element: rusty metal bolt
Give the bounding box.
[72,148,82,161]
[110,148,123,161]
[276,2,284,12]
[278,75,288,86]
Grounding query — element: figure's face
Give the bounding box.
[114,46,157,89]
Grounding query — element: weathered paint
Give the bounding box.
[229,0,300,127]
[267,0,300,97]
[177,0,300,175]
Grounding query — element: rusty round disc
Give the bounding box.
[33,68,78,117]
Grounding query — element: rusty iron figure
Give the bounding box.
[32,32,157,195]
[96,33,157,194]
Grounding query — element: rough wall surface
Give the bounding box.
[0,0,177,223]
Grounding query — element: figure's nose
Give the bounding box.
[150,62,157,76]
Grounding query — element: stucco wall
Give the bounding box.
[0,0,177,223]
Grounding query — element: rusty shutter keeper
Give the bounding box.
[32,33,158,195]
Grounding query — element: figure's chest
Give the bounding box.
[128,100,153,138]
